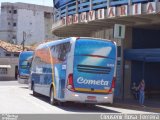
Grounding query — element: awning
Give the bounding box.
[124,49,160,62]
[0,65,11,68]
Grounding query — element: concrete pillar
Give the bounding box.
[107,0,110,8]
[76,0,78,14]
[66,5,68,16]
[90,0,93,11]
[128,0,132,6]
[128,0,132,15]
[124,27,133,99]
[155,0,158,12]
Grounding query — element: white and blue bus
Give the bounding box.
[18,51,33,83]
[30,37,117,105]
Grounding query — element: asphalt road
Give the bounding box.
[0,81,154,114]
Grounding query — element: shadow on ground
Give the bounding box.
[30,93,120,113]
[109,99,160,113]
[20,86,29,89]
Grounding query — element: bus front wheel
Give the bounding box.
[50,88,57,105]
[32,83,38,96]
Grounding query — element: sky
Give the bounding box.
[0,0,53,7]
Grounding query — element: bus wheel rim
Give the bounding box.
[51,90,53,103]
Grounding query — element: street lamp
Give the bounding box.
[21,31,26,51]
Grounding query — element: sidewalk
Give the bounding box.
[110,99,160,113]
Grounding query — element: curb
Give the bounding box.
[108,103,160,113]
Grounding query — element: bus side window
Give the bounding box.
[59,42,71,61]
[31,56,37,72]
[51,42,71,62]
[32,56,42,73]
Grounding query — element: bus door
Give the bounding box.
[54,63,66,99]
[51,42,71,100]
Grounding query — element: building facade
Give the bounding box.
[52,0,160,100]
[0,40,23,80]
[0,2,57,45]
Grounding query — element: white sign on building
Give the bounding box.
[114,24,125,39]
[58,2,157,27]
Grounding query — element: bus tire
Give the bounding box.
[50,87,56,105]
[86,104,95,108]
[57,101,64,106]
[32,83,38,96]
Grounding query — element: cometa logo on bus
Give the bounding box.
[77,77,109,86]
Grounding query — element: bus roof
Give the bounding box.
[19,51,33,57]
[36,37,115,50]
[36,37,72,50]
[20,51,33,55]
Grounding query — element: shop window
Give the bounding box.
[14,54,19,57]
[44,12,51,18]
[13,23,16,27]
[13,10,17,14]
[117,46,121,57]
[0,68,7,74]
[5,53,11,57]
[12,35,16,39]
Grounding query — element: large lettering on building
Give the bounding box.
[57,2,156,26]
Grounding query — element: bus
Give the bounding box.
[18,51,33,84]
[30,37,117,105]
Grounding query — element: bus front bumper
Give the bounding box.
[18,77,29,84]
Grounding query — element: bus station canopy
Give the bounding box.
[124,49,160,62]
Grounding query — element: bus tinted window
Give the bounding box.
[20,65,27,69]
[51,42,71,61]
[32,56,42,73]
[32,49,52,74]
[21,60,28,65]
[75,39,116,59]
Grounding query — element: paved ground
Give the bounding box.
[111,98,160,113]
[0,81,156,114]
[0,80,21,86]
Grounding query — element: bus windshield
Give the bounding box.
[20,60,28,69]
[18,51,33,76]
[74,39,116,59]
